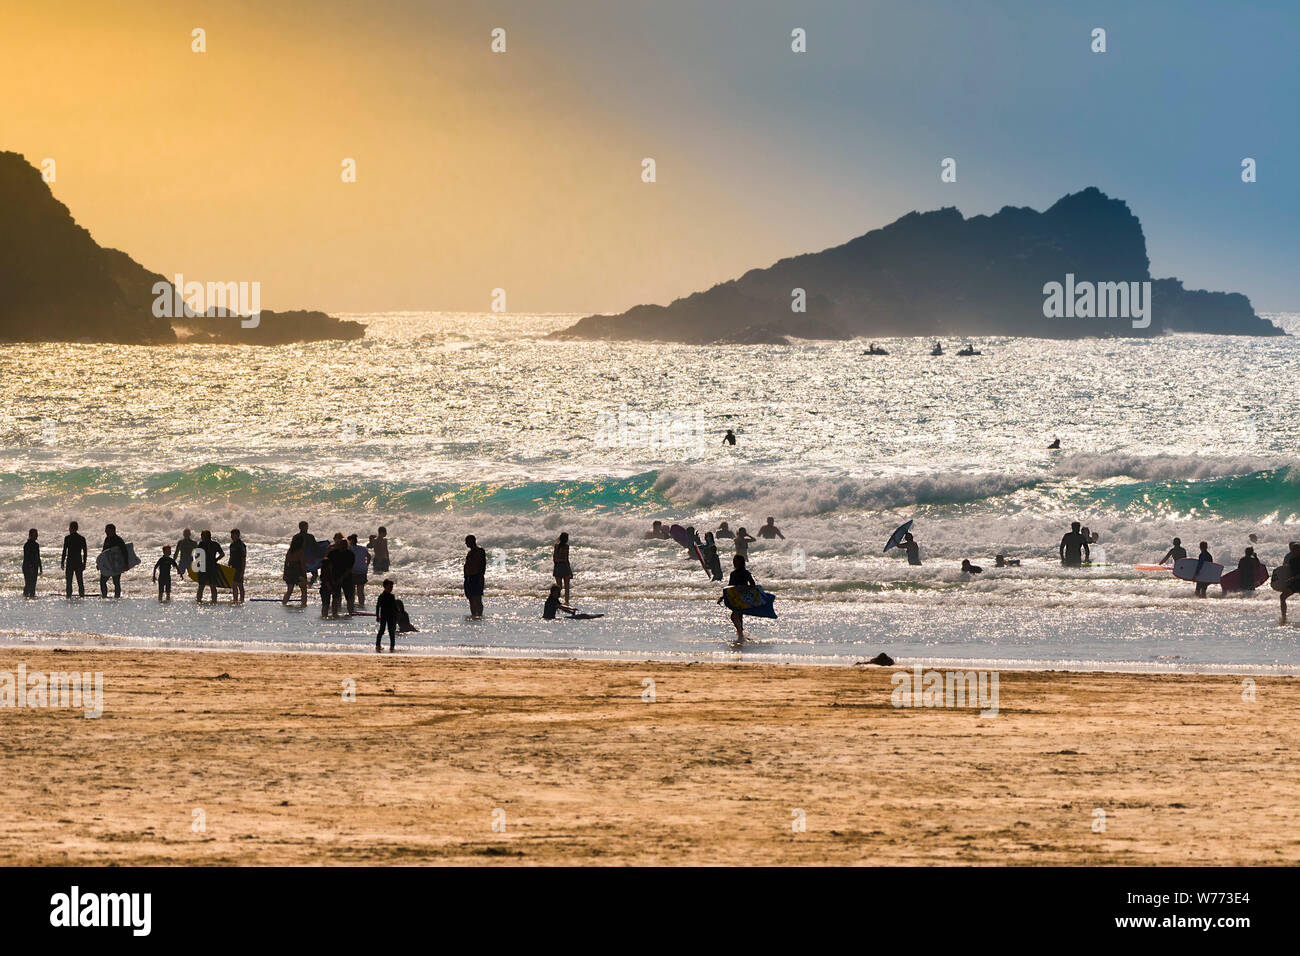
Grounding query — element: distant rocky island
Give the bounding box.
[0,151,363,345]
[557,188,1281,344]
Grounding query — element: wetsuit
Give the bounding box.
[154,556,180,598]
[100,533,128,597]
[728,567,756,589]
[376,590,398,649]
[22,538,41,597]
[61,532,87,597]
[1060,531,1087,567]
[543,593,562,620]
[229,538,247,584]
[1194,549,1214,597]
[196,538,225,597]
[328,546,356,613]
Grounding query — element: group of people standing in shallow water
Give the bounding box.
[644,516,785,642]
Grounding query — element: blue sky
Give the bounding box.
[8,0,1295,311]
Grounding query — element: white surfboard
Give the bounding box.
[1172,557,1223,584]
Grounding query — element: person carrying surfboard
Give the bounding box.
[898,531,921,566]
[722,554,758,643]
[99,523,128,598]
[1193,542,1213,598]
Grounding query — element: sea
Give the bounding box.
[1,311,1299,673]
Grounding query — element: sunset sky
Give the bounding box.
[4,0,1297,314]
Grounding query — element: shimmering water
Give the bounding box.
[1,312,1298,670]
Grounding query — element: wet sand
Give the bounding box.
[0,648,1296,865]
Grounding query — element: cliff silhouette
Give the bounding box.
[558,188,1280,343]
[0,151,363,344]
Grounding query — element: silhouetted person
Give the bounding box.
[327,534,355,615]
[734,526,756,559]
[317,547,336,618]
[961,559,983,575]
[1047,437,1060,450]
[1160,537,1187,564]
[349,533,369,607]
[175,528,197,576]
[229,529,246,603]
[1193,541,1213,598]
[703,532,723,581]
[464,534,486,619]
[543,584,574,620]
[1280,542,1300,623]
[553,532,572,603]
[757,517,784,540]
[100,523,128,598]
[994,554,1020,567]
[193,530,224,603]
[375,579,398,652]
[153,545,180,602]
[899,531,922,566]
[644,520,667,539]
[61,520,87,598]
[722,554,758,643]
[371,526,391,573]
[282,541,308,606]
[722,429,736,446]
[1059,521,1088,567]
[715,521,734,540]
[22,529,41,598]
[290,521,318,586]
[1237,547,1261,594]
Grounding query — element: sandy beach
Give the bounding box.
[0,648,1296,865]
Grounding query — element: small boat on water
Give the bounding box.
[957,343,982,356]
[863,343,889,355]
[930,341,944,356]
